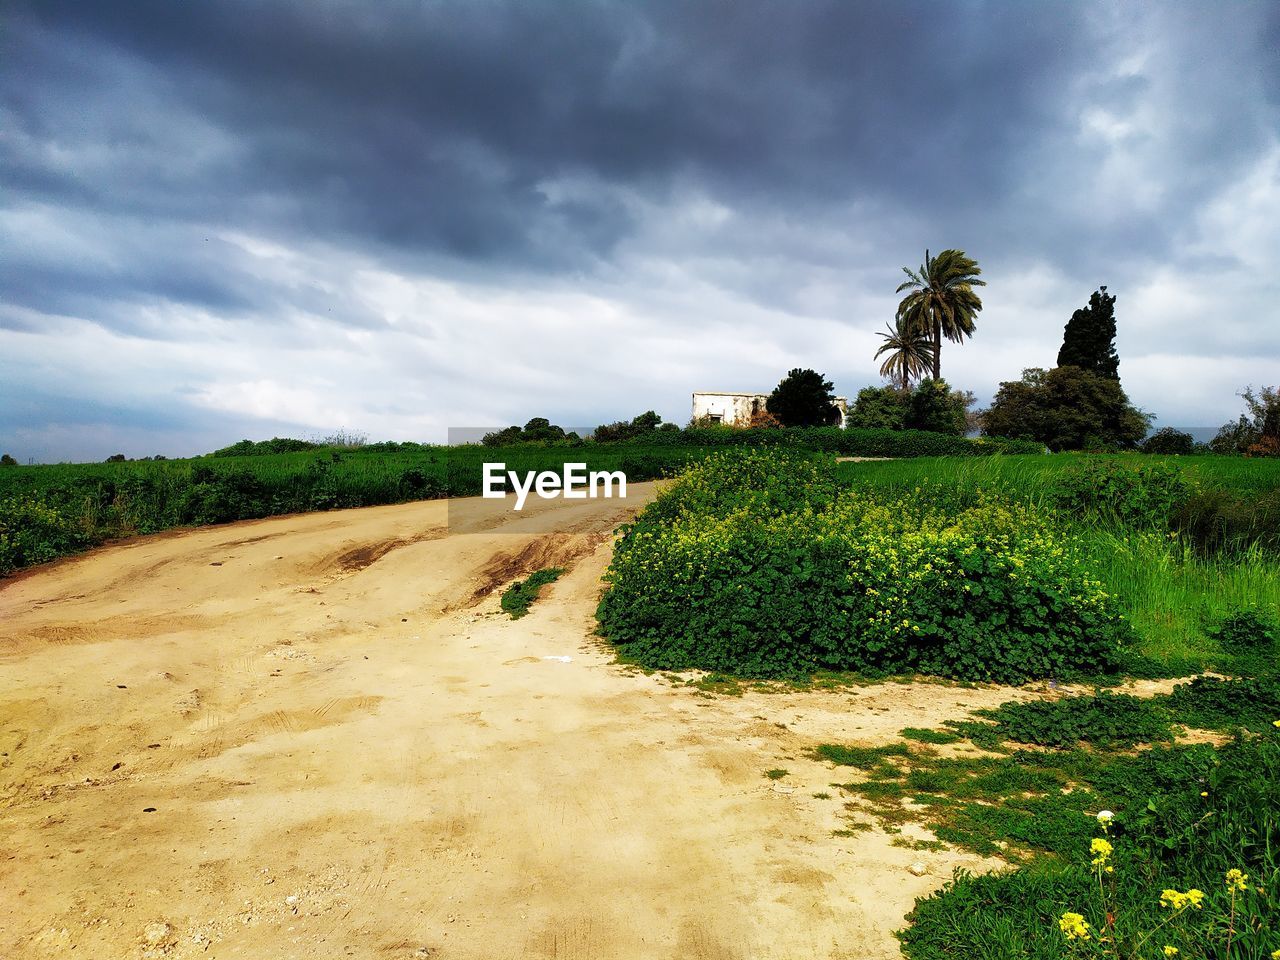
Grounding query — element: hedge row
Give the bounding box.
[616,426,1044,457]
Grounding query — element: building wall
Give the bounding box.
[692,392,848,427]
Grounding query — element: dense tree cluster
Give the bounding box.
[1140,427,1195,455]
[593,411,678,442]
[766,368,843,427]
[481,418,580,446]
[983,366,1149,451]
[845,380,972,436]
[1211,386,1280,456]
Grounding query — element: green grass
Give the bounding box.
[834,452,1280,498]
[901,727,964,745]
[499,568,564,619]
[764,768,789,780]
[813,742,914,769]
[878,714,1280,959]
[0,442,712,574]
[835,453,1280,674]
[816,674,1279,865]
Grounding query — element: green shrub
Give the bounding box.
[0,495,89,573]
[597,451,1128,682]
[637,425,1042,456]
[1141,427,1196,455]
[209,437,321,456]
[1207,608,1278,651]
[1049,458,1191,528]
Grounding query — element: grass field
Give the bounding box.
[834,453,1280,498]
[0,442,709,574]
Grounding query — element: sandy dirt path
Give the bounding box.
[2,486,1027,959]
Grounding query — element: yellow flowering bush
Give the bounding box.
[598,451,1129,680]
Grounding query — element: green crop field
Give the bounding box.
[0,442,715,574]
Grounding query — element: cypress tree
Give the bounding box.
[1057,286,1119,380]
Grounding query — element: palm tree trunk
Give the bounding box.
[933,317,942,380]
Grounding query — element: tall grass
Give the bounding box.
[1083,532,1280,669]
[838,453,1280,672]
[836,453,1280,498]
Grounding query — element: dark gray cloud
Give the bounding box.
[2,0,1278,459]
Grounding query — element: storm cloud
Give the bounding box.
[2,0,1277,459]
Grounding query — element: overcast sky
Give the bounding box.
[3,0,1278,461]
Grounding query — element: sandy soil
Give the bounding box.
[3,485,1048,959]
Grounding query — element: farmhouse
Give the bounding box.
[691,391,849,427]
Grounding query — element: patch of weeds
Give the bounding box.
[831,736,1220,864]
[764,768,789,780]
[813,742,913,769]
[832,822,874,836]
[690,672,745,696]
[941,720,1007,752]
[901,727,962,745]
[967,691,1174,749]
[499,567,564,619]
[812,791,831,800]
[939,680,1280,753]
[1163,674,1280,732]
[899,730,1279,960]
[891,837,948,852]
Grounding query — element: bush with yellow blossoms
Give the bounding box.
[597,450,1130,681]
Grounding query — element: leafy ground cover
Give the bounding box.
[598,450,1152,682]
[499,567,564,619]
[819,706,1279,956]
[812,673,1280,957]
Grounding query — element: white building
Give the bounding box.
[691,391,848,427]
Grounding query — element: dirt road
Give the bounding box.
[1,487,1017,959]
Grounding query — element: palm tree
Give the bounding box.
[874,319,933,391]
[895,249,985,380]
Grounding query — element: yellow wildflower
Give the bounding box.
[1163,948,1178,957]
[1058,912,1091,941]
[1090,837,1113,867]
[1186,888,1205,909]
[1225,869,1249,892]
[1160,889,1187,910]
